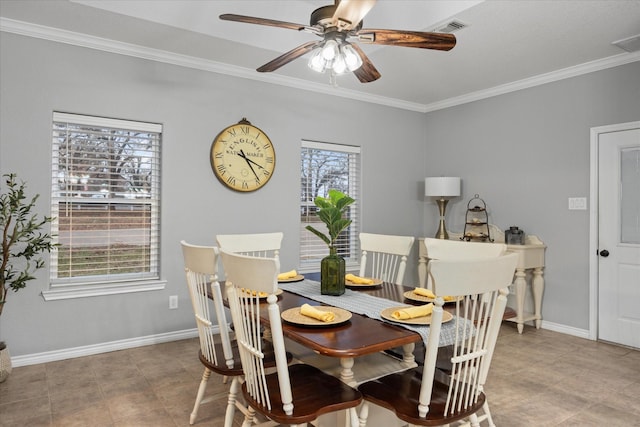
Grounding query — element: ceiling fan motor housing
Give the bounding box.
[311,4,363,32]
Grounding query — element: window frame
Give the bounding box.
[300,140,361,272]
[42,112,165,301]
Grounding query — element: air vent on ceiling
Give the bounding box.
[434,19,468,34]
[612,34,640,53]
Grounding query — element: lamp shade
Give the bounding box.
[425,177,461,197]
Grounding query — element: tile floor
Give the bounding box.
[1,323,639,426]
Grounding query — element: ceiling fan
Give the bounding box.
[219,0,456,83]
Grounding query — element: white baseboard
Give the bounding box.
[10,321,591,368]
[541,320,591,340]
[11,328,200,367]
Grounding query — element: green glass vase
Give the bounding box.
[321,246,345,295]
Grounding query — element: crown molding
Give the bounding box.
[0,17,426,112]
[2,17,639,114]
[421,50,640,113]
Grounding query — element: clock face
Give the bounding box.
[210,121,276,192]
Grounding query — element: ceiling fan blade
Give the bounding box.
[220,14,307,31]
[350,44,381,83]
[332,0,376,30]
[357,29,456,51]
[256,41,322,73]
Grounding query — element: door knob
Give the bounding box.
[599,249,609,257]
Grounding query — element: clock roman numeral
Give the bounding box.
[240,126,250,134]
[266,157,274,163]
[216,164,226,175]
[242,181,249,190]
[226,176,236,186]
[214,151,223,159]
[226,128,236,137]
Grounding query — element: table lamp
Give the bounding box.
[425,177,461,239]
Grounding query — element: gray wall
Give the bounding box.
[1,30,638,357]
[422,61,640,330]
[0,33,426,356]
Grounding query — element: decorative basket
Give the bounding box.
[0,343,12,383]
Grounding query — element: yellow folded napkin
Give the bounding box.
[300,303,335,322]
[413,287,455,301]
[412,287,436,298]
[345,273,374,284]
[240,288,268,298]
[392,303,433,320]
[278,269,298,280]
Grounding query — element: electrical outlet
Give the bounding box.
[568,197,587,210]
[169,295,178,309]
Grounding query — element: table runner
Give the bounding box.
[278,279,473,347]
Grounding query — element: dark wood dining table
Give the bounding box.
[218,273,514,387]
[218,275,422,385]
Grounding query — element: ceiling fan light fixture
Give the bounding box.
[308,48,328,72]
[342,43,363,71]
[321,39,339,60]
[332,54,347,74]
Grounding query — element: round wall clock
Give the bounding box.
[210,118,276,192]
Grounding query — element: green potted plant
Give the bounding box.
[305,189,355,295]
[0,173,56,381]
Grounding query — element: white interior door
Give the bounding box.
[597,125,640,348]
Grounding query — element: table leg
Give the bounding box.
[532,267,544,329]
[401,343,416,368]
[339,357,356,387]
[514,268,527,334]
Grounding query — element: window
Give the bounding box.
[300,140,360,270]
[44,112,163,300]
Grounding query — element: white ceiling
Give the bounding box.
[1,0,639,111]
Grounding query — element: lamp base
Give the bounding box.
[434,198,449,240]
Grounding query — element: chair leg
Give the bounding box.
[190,367,211,425]
[358,401,369,427]
[349,407,360,427]
[225,377,240,427]
[242,405,257,427]
[480,400,495,427]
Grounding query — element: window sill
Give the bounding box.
[41,280,167,301]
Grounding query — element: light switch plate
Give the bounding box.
[568,197,587,210]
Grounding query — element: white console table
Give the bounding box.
[418,229,546,334]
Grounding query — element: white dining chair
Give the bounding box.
[220,249,363,427]
[359,232,415,285]
[358,253,519,427]
[421,238,507,290]
[181,241,284,427]
[422,237,506,261]
[216,232,283,259]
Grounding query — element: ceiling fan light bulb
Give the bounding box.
[342,44,363,71]
[308,49,327,72]
[332,54,347,74]
[322,39,339,60]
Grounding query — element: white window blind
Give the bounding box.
[50,112,161,287]
[300,140,360,269]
